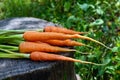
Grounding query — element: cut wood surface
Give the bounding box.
[0,17,77,80]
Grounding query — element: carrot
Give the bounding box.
[30,51,103,65]
[23,31,76,41]
[42,39,86,46]
[23,31,93,41]
[19,41,77,53]
[0,51,103,65]
[23,31,111,49]
[44,26,87,34]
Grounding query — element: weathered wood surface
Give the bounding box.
[0,17,77,80]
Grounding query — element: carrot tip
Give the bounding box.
[78,32,88,34]
[78,60,105,66]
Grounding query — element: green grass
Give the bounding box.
[0,0,120,80]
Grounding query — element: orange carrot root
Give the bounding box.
[23,31,73,41]
[23,31,92,42]
[44,26,88,34]
[19,41,76,53]
[23,31,110,49]
[30,51,103,65]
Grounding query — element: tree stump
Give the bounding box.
[0,17,77,80]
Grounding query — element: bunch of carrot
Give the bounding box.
[0,26,110,65]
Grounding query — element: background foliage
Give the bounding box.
[0,0,120,80]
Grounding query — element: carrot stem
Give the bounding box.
[4,34,23,39]
[0,47,30,58]
[0,34,23,41]
[0,53,30,58]
[0,44,18,49]
[0,30,26,34]
[0,34,23,45]
[0,48,17,54]
[0,29,43,35]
